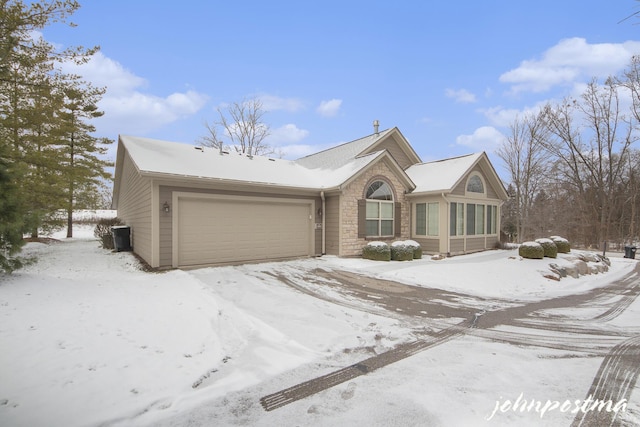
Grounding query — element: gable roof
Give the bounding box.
[295,128,394,170]
[295,127,421,170]
[405,152,508,198]
[114,135,414,194]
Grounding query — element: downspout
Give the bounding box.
[321,191,326,255]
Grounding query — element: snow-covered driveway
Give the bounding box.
[0,230,638,426]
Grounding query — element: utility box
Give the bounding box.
[112,226,132,252]
[624,245,636,259]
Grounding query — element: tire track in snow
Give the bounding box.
[571,335,640,427]
[260,320,470,411]
[259,262,640,413]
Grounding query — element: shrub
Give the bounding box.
[94,217,124,249]
[404,240,423,259]
[362,242,391,261]
[391,241,414,261]
[550,236,571,254]
[519,242,544,259]
[535,238,558,258]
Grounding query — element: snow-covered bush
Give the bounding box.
[391,241,414,261]
[550,236,571,253]
[402,240,422,259]
[535,238,558,258]
[519,241,544,259]
[94,217,124,250]
[362,241,391,261]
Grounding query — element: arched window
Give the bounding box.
[365,180,394,236]
[466,175,484,193]
[366,180,393,200]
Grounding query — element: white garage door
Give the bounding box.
[176,195,313,267]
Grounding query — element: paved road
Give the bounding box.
[259,262,640,425]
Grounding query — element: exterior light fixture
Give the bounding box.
[163,202,170,213]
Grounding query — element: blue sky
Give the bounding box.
[43,1,640,176]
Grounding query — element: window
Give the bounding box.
[486,205,497,234]
[466,204,487,235]
[416,204,426,235]
[450,202,464,236]
[366,181,393,201]
[467,175,484,193]
[416,202,439,236]
[466,203,476,236]
[365,180,394,237]
[475,204,485,235]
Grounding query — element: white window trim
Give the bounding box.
[415,202,439,237]
[465,173,487,197]
[366,200,394,237]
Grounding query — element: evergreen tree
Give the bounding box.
[0,150,25,272]
[55,79,112,237]
[0,1,106,270]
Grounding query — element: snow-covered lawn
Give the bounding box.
[0,225,638,426]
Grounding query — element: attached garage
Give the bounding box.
[172,193,315,267]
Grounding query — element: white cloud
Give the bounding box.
[316,99,343,117]
[266,123,310,145]
[258,94,305,112]
[445,88,477,104]
[59,51,146,96]
[98,90,208,134]
[500,38,640,93]
[58,51,209,135]
[456,126,506,153]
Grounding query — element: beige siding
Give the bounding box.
[486,235,499,249]
[485,178,499,199]
[116,152,152,265]
[159,186,173,267]
[450,238,464,253]
[374,138,413,169]
[466,237,486,252]
[325,195,340,255]
[451,176,467,196]
[452,165,501,199]
[412,237,440,253]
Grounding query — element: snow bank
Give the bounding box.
[0,237,637,427]
[0,239,319,427]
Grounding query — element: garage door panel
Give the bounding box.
[177,197,312,266]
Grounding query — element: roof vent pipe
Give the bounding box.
[373,120,379,135]
[219,142,223,155]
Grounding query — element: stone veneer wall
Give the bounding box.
[339,160,410,256]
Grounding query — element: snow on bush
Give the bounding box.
[403,240,423,259]
[390,241,414,261]
[519,241,544,259]
[362,241,391,261]
[550,236,571,253]
[535,238,558,258]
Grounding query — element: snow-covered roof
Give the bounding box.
[405,153,483,194]
[118,135,389,191]
[295,128,394,170]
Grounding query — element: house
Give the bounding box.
[112,123,508,269]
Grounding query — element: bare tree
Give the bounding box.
[497,111,552,241]
[197,119,220,149]
[542,79,636,245]
[500,58,640,248]
[199,97,273,156]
